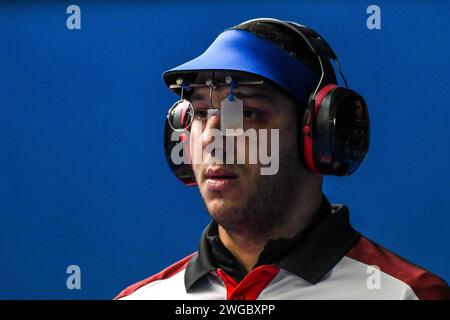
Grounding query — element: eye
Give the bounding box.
[195,109,208,120]
[243,108,261,119]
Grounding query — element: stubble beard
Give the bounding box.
[201,152,302,242]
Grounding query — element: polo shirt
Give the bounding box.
[115,196,449,300]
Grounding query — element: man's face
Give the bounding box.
[188,73,306,235]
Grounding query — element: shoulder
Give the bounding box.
[114,252,196,300]
[346,236,449,300]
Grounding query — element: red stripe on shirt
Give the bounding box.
[114,252,196,300]
[347,236,449,300]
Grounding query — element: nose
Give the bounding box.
[202,110,221,149]
[201,86,230,145]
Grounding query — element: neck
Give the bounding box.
[218,180,323,272]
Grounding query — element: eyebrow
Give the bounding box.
[235,91,272,101]
[189,92,209,101]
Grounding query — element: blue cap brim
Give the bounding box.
[162,29,320,104]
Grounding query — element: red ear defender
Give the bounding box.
[302,84,370,176]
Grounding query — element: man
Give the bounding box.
[116,18,449,300]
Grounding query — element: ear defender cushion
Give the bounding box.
[302,84,338,174]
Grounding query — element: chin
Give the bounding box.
[206,198,242,219]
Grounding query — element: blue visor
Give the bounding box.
[162,29,320,104]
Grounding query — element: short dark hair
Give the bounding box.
[230,21,337,106]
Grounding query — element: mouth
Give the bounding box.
[204,167,238,191]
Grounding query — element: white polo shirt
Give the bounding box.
[116,201,449,300]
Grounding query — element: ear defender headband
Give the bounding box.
[162,18,370,185]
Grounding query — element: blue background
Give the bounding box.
[0,1,448,299]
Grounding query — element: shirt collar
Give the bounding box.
[184,194,360,292]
